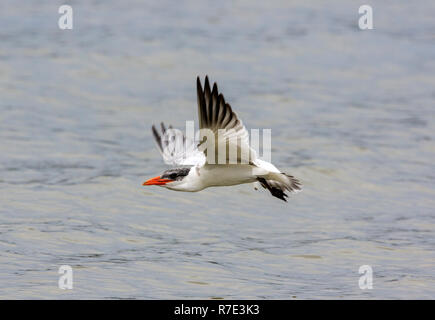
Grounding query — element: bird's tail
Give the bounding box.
[256,173,301,202]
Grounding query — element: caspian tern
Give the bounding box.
[143,76,301,201]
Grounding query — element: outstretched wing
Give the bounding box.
[152,123,206,167]
[196,76,256,164]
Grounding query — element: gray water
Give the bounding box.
[0,0,434,299]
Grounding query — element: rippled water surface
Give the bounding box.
[1,0,434,299]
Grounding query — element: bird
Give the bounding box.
[142,76,301,201]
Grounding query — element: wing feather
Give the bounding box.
[196,76,256,164]
[151,123,205,167]
[152,76,255,166]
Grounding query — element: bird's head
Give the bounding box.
[142,167,192,190]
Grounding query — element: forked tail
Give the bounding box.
[256,173,301,202]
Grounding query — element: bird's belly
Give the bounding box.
[199,165,259,188]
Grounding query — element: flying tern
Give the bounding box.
[143,76,301,201]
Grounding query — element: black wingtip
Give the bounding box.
[212,82,218,95]
[152,124,163,152]
[197,75,212,90]
[160,122,166,133]
[197,76,203,93]
[204,76,211,93]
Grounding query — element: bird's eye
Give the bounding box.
[169,173,177,180]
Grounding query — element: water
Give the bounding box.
[0,0,434,299]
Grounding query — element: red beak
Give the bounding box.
[142,176,174,186]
